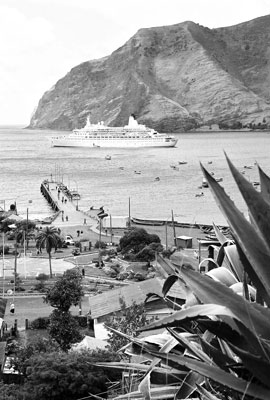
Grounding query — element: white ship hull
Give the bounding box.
[51,137,177,148]
[51,115,178,148]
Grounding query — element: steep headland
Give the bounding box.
[29,15,270,132]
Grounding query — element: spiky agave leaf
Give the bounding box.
[258,165,270,204]
[180,266,270,339]
[147,350,270,400]
[199,337,236,371]
[232,319,270,359]
[227,342,270,388]
[162,275,179,297]
[201,164,270,306]
[175,371,204,399]
[195,384,223,400]
[138,372,151,400]
[224,244,244,281]
[212,222,231,245]
[225,153,270,248]
[140,303,242,333]
[112,385,180,400]
[95,361,187,385]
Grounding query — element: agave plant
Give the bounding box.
[97,155,270,400]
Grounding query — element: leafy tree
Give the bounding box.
[11,337,59,377]
[136,242,164,261]
[35,226,60,277]
[44,269,84,351]
[15,219,36,247]
[48,309,83,352]
[23,350,120,400]
[106,297,149,353]
[119,228,162,260]
[44,269,83,311]
[35,273,49,292]
[0,382,24,400]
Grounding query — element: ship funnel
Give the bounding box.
[128,115,138,127]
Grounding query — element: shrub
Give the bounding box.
[73,315,88,328]
[30,317,50,330]
[0,245,10,255]
[94,240,107,249]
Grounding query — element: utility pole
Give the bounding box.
[110,214,113,244]
[171,210,177,247]
[98,219,102,269]
[26,207,29,250]
[165,220,168,251]
[128,197,131,228]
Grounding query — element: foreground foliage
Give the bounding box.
[106,298,149,354]
[98,155,270,399]
[8,347,121,400]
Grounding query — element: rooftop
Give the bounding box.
[89,277,186,319]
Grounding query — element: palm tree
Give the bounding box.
[35,226,60,278]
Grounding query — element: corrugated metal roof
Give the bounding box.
[89,277,186,319]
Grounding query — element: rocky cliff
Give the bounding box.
[29,15,270,132]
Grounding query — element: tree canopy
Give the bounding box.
[44,269,83,311]
[44,269,84,351]
[48,309,83,352]
[119,228,162,260]
[11,349,120,400]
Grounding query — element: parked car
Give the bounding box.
[64,235,75,245]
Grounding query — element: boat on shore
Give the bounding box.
[51,115,178,148]
[131,216,229,231]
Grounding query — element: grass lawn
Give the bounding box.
[4,296,91,330]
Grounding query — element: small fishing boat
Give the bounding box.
[105,155,111,160]
[70,191,81,200]
[154,177,160,181]
[134,170,141,174]
[178,161,188,165]
[195,192,204,197]
[202,178,209,188]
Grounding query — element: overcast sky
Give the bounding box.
[1,0,269,125]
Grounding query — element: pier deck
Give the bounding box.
[40,180,99,229]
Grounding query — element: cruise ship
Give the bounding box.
[51,115,178,148]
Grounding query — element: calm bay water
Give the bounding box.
[0,126,269,226]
